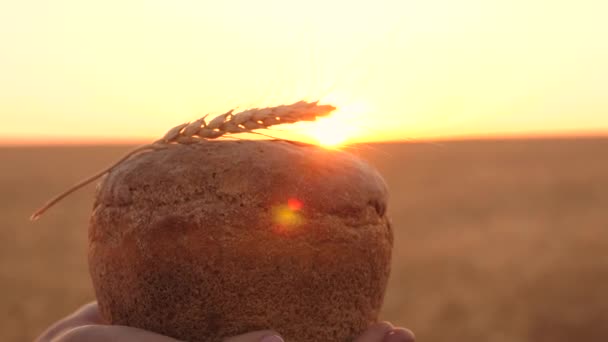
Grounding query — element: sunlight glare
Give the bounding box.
[305,96,369,148]
[310,116,350,147]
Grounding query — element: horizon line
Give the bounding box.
[1,130,607,147]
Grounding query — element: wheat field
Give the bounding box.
[1,138,607,342]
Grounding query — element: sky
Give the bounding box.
[1,0,607,145]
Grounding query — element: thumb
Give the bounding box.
[223,330,284,342]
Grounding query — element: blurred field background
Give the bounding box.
[2,137,608,342]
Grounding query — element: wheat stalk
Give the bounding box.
[30,100,335,221]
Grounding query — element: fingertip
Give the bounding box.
[74,302,100,316]
[34,303,103,342]
[384,328,415,342]
[354,321,394,342]
[260,334,284,342]
[51,324,103,342]
[224,330,284,342]
[71,302,104,324]
[54,324,184,342]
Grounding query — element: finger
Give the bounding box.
[224,330,284,342]
[53,324,182,342]
[384,328,416,342]
[36,302,104,342]
[68,302,105,324]
[354,321,394,342]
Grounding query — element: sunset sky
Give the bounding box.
[1,0,607,145]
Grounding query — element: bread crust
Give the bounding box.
[89,140,392,342]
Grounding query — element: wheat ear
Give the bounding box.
[30,101,335,221]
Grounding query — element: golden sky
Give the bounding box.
[1,0,607,144]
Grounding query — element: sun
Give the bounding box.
[309,116,351,147]
[304,98,368,148]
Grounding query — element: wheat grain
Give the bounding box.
[156,100,333,143]
[30,101,335,220]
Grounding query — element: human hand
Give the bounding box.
[35,302,414,342]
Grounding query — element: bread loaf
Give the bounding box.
[88,140,392,342]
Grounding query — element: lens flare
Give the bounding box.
[287,198,303,211]
[272,198,304,229]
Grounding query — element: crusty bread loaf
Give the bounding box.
[88,140,392,342]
